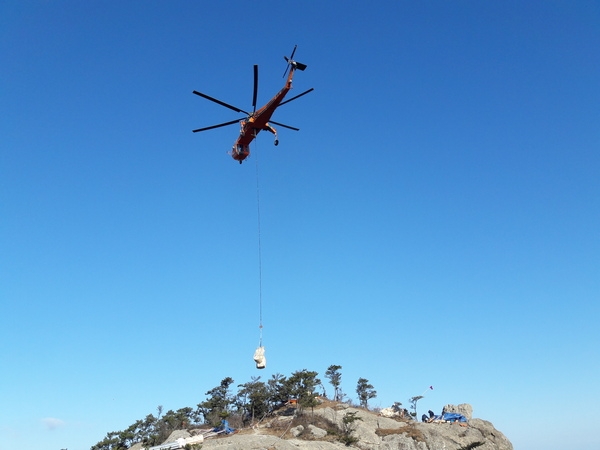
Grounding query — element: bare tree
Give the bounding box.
[409,395,424,420]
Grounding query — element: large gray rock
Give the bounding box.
[377,420,512,450]
[162,429,191,442]
[308,424,328,438]
[317,405,405,450]
[291,424,304,437]
[443,403,474,420]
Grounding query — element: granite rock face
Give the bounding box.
[376,419,512,450]
[155,402,512,450]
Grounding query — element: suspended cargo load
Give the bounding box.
[253,346,266,369]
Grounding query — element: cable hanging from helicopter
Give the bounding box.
[253,134,266,370]
[192,46,312,369]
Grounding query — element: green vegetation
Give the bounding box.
[91,407,197,450]
[355,377,377,409]
[235,376,270,425]
[458,442,484,450]
[285,369,321,414]
[197,377,235,427]
[339,411,362,446]
[183,444,202,450]
[325,364,344,402]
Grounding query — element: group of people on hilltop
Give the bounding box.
[422,410,468,426]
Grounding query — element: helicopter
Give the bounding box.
[192,46,313,164]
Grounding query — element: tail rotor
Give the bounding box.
[282,45,307,77]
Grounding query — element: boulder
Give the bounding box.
[379,422,501,450]
[379,407,405,418]
[163,429,191,442]
[443,403,474,420]
[291,425,304,437]
[307,424,328,438]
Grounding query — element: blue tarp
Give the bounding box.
[441,412,467,422]
[213,419,235,434]
[426,412,468,422]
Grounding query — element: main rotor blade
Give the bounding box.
[193,90,250,115]
[278,88,314,107]
[252,65,258,112]
[192,118,242,133]
[270,120,299,131]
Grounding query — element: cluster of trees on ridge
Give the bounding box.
[92,365,424,450]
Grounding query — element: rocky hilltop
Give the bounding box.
[136,401,513,450]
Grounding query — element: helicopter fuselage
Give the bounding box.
[231,71,295,163]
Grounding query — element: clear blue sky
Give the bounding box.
[1,2,598,450]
